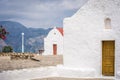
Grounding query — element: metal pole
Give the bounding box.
[22,32,24,53]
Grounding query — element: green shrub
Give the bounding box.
[2,46,13,53]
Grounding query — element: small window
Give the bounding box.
[105,18,111,29]
[54,33,56,35]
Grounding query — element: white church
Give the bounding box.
[40,0,120,79]
[63,0,120,79]
[44,27,63,55]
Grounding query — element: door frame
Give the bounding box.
[101,40,115,76]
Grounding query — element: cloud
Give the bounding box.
[0,0,88,28]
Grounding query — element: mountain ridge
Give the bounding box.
[0,21,52,52]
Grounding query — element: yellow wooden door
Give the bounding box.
[102,41,115,76]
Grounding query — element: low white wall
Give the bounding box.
[0,66,115,80]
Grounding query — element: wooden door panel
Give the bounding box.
[53,44,57,55]
[102,41,115,76]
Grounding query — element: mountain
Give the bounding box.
[0,21,52,53]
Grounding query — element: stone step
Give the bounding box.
[32,77,114,80]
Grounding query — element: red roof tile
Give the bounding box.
[57,28,63,36]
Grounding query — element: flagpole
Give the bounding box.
[21,32,24,53]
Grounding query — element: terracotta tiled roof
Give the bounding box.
[57,28,63,36]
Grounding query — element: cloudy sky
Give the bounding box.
[0,0,88,28]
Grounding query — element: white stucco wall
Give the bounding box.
[44,27,63,55]
[63,0,120,78]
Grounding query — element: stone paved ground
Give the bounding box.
[0,55,114,80]
[33,77,114,80]
[0,55,63,72]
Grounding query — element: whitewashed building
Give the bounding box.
[63,0,120,79]
[44,27,63,55]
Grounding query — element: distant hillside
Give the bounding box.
[0,21,52,52]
